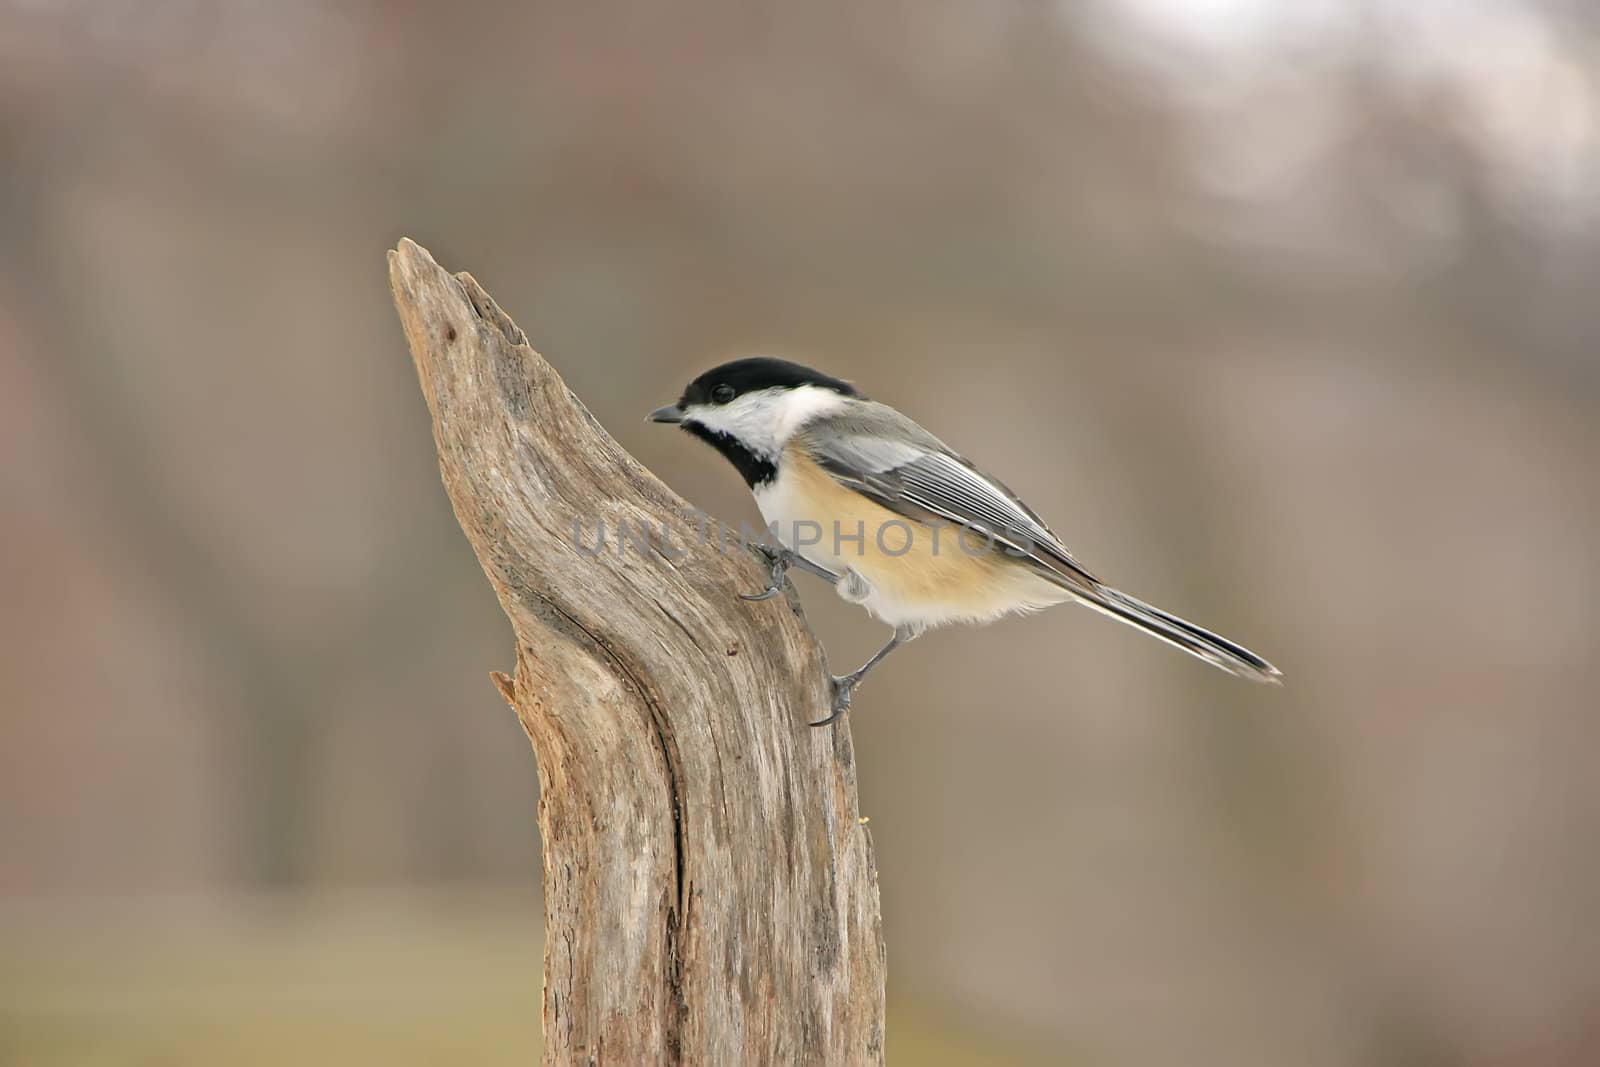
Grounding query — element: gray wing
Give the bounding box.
[796,402,1101,592]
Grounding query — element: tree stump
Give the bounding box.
[388,239,886,1064]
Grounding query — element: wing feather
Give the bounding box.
[797,404,1100,591]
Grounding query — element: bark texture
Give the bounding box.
[388,239,886,1065]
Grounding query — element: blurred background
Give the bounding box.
[3,1,1597,1064]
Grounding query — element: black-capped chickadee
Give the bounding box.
[650,358,1280,725]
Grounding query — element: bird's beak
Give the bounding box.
[647,404,686,425]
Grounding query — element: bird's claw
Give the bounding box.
[805,624,917,728]
[811,674,856,728]
[743,542,841,600]
[740,548,789,601]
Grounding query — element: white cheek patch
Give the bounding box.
[687,386,849,455]
[768,386,851,442]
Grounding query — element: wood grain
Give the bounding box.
[388,239,885,1065]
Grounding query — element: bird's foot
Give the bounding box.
[740,543,791,601]
[740,544,837,601]
[807,624,918,727]
[811,673,859,728]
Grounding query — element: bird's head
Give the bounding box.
[648,358,858,462]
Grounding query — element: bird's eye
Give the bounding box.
[711,384,736,404]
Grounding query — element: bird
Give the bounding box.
[648,357,1280,725]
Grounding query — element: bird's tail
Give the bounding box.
[1071,584,1282,684]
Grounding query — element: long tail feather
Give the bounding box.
[1070,584,1282,684]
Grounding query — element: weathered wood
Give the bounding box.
[388,239,886,1065]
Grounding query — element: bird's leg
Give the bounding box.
[814,625,921,727]
[741,544,838,601]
